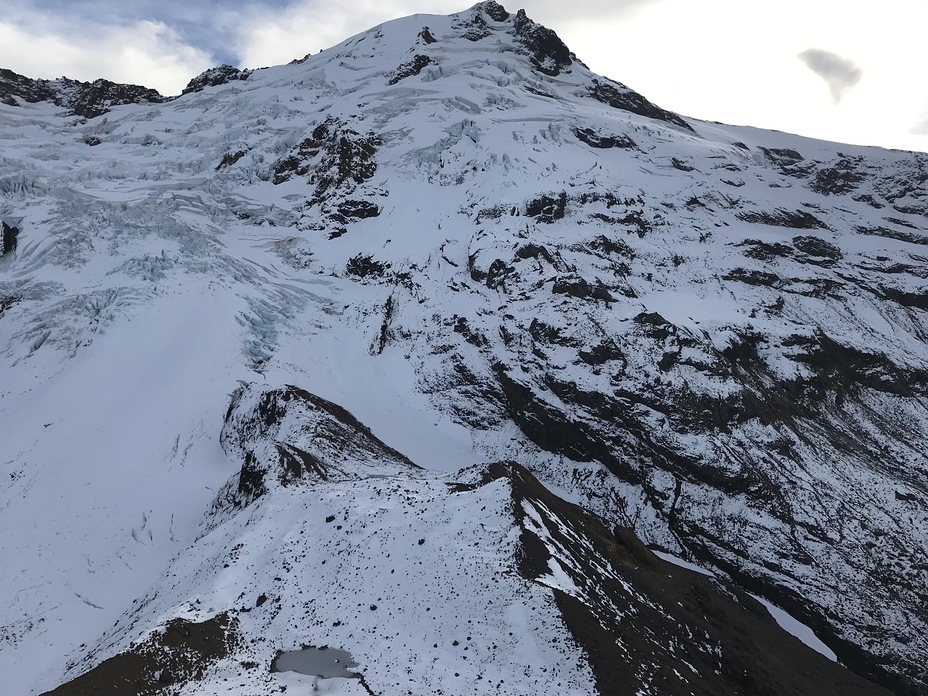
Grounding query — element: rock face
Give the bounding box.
[0,68,164,117]
[41,615,236,696]
[181,65,251,95]
[508,463,893,696]
[219,383,419,506]
[1,3,927,695]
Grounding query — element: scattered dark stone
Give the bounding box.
[511,9,572,76]
[388,55,433,85]
[84,136,102,146]
[255,594,268,608]
[369,604,377,611]
[181,65,251,95]
[588,79,693,132]
[525,192,566,222]
[573,127,636,150]
[671,157,694,171]
[419,27,437,44]
[326,515,336,523]
[418,538,425,545]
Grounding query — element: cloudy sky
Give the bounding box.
[2,0,926,152]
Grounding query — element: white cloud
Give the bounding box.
[0,15,212,94]
[798,49,862,103]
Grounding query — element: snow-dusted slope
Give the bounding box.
[0,2,926,694]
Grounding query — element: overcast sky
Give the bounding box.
[2,0,926,153]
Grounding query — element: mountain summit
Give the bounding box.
[1,3,926,695]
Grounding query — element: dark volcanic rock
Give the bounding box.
[503,463,893,696]
[525,192,567,222]
[216,150,247,171]
[2,220,19,256]
[737,208,827,229]
[388,55,433,85]
[182,65,251,95]
[511,9,572,76]
[0,67,56,106]
[478,1,510,21]
[219,384,418,506]
[574,127,636,150]
[552,276,614,301]
[792,235,842,263]
[0,68,164,118]
[810,157,865,195]
[739,239,794,261]
[346,253,389,278]
[271,117,381,206]
[42,614,236,696]
[588,79,693,132]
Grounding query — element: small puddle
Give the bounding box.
[271,646,359,679]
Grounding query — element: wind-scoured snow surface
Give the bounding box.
[0,2,926,694]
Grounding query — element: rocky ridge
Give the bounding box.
[1,2,926,694]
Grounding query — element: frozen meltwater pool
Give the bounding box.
[271,646,359,678]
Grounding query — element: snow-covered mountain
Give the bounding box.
[1,3,926,694]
